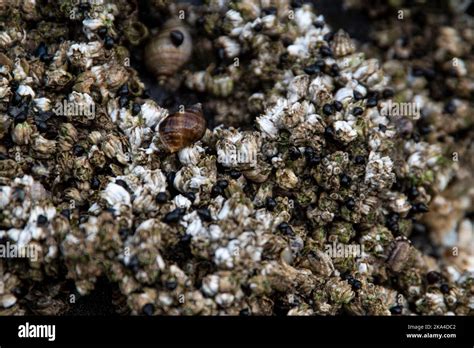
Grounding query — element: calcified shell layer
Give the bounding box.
[0,0,472,316]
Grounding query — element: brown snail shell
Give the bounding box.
[158,103,206,153]
[144,19,192,81]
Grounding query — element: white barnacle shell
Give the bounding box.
[368,132,383,151]
[67,41,102,69]
[107,98,125,125]
[88,203,102,215]
[287,28,322,59]
[131,166,167,194]
[12,58,29,81]
[204,72,234,97]
[261,14,278,31]
[67,91,96,119]
[287,75,310,103]
[82,18,104,31]
[388,193,411,214]
[334,87,353,104]
[33,97,51,112]
[364,151,395,190]
[174,166,210,193]
[333,120,357,143]
[101,134,129,164]
[82,13,114,38]
[215,36,241,58]
[256,98,288,138]
[0,185,12,208]
[102,182,131,209]
[201,274,220,297]
[140,100,168,129]
[32,134,56,156]
[217,195,252,221]
[281,101,309,129]
[181,211,205,237]
[294,6,317,34]
[215,293,235,307]
[132,186,158,213]
[185,71,206,93]
[157,293,174,307]
[14,205,57,245]
[178,144,205,166]
[208,224,222,241]
[88,131,103,145]
[305,113,325,129]
[0,27,25,49]
[288,14,329,57]
[365,107,385,125]
[338,52,365,72]
[276,168,299,190]
[17,84,35,98]
[6,229,21,243]
[0,77,11,99]
[235,0,261,19]
[45,68,72,88]
[225,9,244,28]
[353,58,379,81]
[235,20,255,40]
[353,83,367,98]
[214,246,235,269]
[0,30,14,48]
[12,122,33,145]
[216,129,259,169]
[416,293,447,314]
[91,63,129,94]
[308,75,334,105]
[173,194,192,209]
[0,113,12,137]
[405,142,441,172]
[1,293,17,308]
[182,215,222,240]
[287,37,308,58]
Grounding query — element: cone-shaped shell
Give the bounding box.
[331,29,356,58]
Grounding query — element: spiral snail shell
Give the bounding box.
[144,19,193,81]
[158,103,206,153]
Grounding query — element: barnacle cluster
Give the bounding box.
[0,0,472,316]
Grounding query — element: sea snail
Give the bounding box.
[158,103,206,153]
[144,19,193,81]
